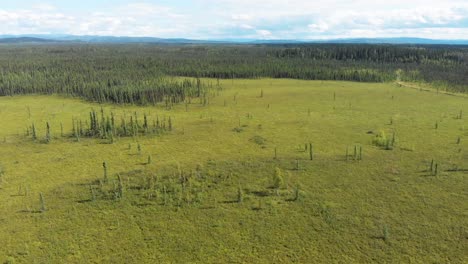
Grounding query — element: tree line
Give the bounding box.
[0,44,467,100]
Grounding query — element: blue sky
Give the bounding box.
[1,0,468,39]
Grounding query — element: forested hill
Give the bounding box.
[0,37,59,43]
[0,44,467,102]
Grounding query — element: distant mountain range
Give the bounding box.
[1,35,468,45]
[0,35,221,44]
[0,37,64,43]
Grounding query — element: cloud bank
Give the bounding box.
[1,0,468,39]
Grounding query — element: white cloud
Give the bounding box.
[308,21,329,33]
[240,24,254,30]
[256,29,273,38]
[231,14,252,21]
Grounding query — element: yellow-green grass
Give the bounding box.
[0,79,467,263]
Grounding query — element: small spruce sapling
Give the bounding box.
[237,186,243,203]
[45,122,51,143]
[0,165,4,186]
[143,114,148,131]
[273,167,284,189]
[39,192,47,212]
[90,185,96,201]
[103,162,108,183]
[31,123,37,140]
[163,185,167,205]
[117,174,124,199]
[309,143,313,160]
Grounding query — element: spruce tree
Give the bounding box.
[45,122,51,143]
[31,123,37,141]
[309,143,313,160]
[103,162,108,183]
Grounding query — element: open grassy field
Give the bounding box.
[0,79,467,263]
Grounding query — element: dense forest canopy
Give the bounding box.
[0,44,467,103]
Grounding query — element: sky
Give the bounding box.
[1,0,468,40]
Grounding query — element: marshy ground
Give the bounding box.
[0,79,466,263]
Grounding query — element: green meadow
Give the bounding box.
[0,79,467,263]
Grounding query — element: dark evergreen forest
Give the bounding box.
[0,44,467,104]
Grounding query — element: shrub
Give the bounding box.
[293,184,301,201]
[250,135,267,146]
[383,225,390,242]
[272,167,284,189]
[372,130,394,150]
